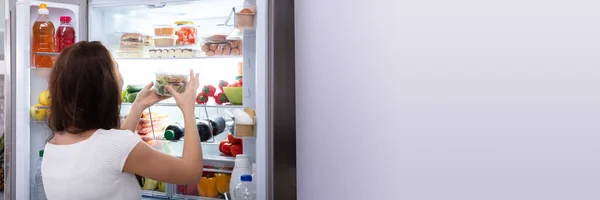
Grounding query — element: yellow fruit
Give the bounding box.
[30,104,47,121]
[142,177,158,191]
[39,90,51,106]
[157,182,166,192]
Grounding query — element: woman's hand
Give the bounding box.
[133,82,171,110]
[165,70,200,114]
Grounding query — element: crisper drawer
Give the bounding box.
[141,154,235,199]
[172,160,234,200]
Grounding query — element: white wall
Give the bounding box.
[295,0,600,200]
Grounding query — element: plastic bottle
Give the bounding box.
[234,175,256,200]
[34,150,46,200]
[230,154,252,200]
[164,124,184,141]
[55,15,75,52]
[32,4,56,68]
[251,163,256,182]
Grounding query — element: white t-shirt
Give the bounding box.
[42,129,143,200]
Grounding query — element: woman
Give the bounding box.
[41,41,203,199]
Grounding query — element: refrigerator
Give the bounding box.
[3,0,296,199]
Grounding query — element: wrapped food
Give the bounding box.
[154,72,189,96]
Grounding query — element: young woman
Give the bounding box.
[41,41,203,199]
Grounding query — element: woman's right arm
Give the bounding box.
[122,70,203,184]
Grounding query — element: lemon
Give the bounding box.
[39,90,51,106]
[30,104,47,121]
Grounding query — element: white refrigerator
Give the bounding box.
[4,0,297,199]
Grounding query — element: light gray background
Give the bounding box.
[296,0,600,199]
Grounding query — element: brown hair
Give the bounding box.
[48,41,122,134]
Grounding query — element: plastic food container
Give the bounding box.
[200,40,242,57]
[235,8,255,29]
[154,36,177,47]
[114,46,149,58]
[154,24,176,36]
[175,21,198,45]
[136,118,166,135]
[154,72,189,96]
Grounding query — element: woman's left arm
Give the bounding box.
[121,82,170,131]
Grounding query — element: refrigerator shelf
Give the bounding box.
[35,52,60,57]
[121,102,243,109]
[115,55,243,60]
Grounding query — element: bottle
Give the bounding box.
[251,163,256,181]
[164,124,184,141]
[230,154,252,200]
[234,175,256,200]
[55,15,75,52]
[34,150,46,200]
[32,4,56,68]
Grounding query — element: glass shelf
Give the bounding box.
[35,52,60,56]
[114,55,242,60]
[121,102,243,108]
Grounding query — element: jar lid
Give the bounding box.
[175,21,194,26]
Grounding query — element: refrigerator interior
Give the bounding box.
[87,0,256,199]
[15,0,258,199]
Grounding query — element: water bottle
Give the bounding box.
[234,175,256,200]
[34,150,46,200]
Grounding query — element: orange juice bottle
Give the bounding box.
[32,4,56,68]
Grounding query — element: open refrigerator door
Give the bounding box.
[11,0,86,199]
[9,0,264,199]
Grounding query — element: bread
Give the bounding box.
[120,33,144,47]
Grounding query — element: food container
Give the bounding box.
[235,8,255,29]
[154,72,190,96]
[200,40,242,57]
[175,21,198,45]
[114,46,149,58]
[154,24,176,36]
[120,32,146,47]
[136,112,168,135]
[149,48,200,58]
[136,118,165,134]
[154,36,177,47]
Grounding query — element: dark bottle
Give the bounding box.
[164,124,184,141]
[209,117,226,136]
[165,116,227,142]
[196,120,213,142]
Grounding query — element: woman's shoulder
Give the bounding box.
[91,129,140,144]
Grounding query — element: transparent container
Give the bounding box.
[175,21,198,45]
[154,71,190,96]
[113,46,149,58]
[119,32,146,48]
[153,36,177,47]
[235,7,255,29]
[154,24,176,36]
[200,40,243,57]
